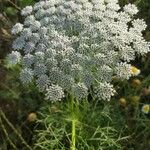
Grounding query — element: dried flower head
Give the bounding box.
[27,112,37,122]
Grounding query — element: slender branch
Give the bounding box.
[7,0,21,11]
[0,109,32,150]
[0,116,18,150]
[134,0,142,5]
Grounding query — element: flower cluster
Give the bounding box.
[8,0,150,102]
[7,51,21,65]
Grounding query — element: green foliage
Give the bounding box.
[19,0,35,8]
[4,7,18,16]
[33,100,128,150]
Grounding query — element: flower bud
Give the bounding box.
[27,112,37,122]
[130,96,140,106]
[119,98,127,107]
[131,79,141,88]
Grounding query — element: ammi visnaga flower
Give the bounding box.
[8,0,150,102]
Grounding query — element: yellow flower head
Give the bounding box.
[131,66,141,76]
[119,97,127,107]
[131,79,141,88]
[27,112,37,122]
[130,96,140,106]
[141,104,150,114]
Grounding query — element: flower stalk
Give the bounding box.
[71,96,76,150]
[71,119,76,150]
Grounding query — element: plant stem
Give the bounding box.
[7,0,21,11]
[0,109,32,150]
[0,116,18,150]
[71,119,76,150]
[71,96,76,150]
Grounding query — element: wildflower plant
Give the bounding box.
[8,0,150,102]
[6,0,150,149]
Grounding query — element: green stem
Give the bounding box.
[71,119,76,150]
[71,96,76,150]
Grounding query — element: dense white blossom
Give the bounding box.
[22,54,34,67]
[9,0,150,101]
[12,36,25,50]
[24,15,35,26]
[95,82,116,101]
[21,28,32,40]
[115,62,132,80]
[123,4,138,15]
[72,83,88,100]
[45,85,64,102]
[34,63,47,77]
[20,68,34,84]
[105,0,118,3]
[7,51,21,65]
[36,74,50,91]
[132,19,147,32]
[59,74,75,91]
[21,6,33,16]
[11,23,23,35]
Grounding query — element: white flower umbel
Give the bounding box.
[7,51,21,65]
[11,23,23,35]
[95,82,116,101]
[72,83,88,100]
[115,62,132,80]
[45,85,64,102]
[20,68,34,84]
[21,6,33,16]
[9,0,150,101]
[123,4,138,16]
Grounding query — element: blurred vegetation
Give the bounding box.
[0,0,150,150]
